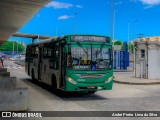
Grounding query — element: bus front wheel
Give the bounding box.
[88,91,96,94]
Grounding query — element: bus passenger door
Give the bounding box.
[60,44,65,88]
[26,47,31,75]
[38,47,42,80]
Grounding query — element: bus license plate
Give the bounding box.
[87,86,95,89]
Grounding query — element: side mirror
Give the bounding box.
[67,55,72,68]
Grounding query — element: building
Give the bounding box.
[134,41,160,79]
[135,36,160,42]
[113,45,122,50]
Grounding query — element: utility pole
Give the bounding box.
[74,12,78,34]
[138,33,144,41]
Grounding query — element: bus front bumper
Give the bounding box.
[64,80,113,92]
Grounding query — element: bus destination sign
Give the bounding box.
[71,36,110,43]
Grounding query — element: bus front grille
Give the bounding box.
[76,74,105,78]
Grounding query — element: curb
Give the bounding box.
[114,70,134,72]
[113,80,160,85]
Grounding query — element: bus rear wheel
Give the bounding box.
[51,75,57,90]
[32,70,36,82]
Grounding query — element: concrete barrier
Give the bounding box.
[0,72,10,77]
[0,88,28,111]
[0,77,16,89]
[0,68,7,72]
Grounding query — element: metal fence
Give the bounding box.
[114,50,130,70]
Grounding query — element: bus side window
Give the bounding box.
[49,42,59,70]
[30,46,38,58]
[48,48,52,58]
[31,46,35,57]
[31,47,34,57]
[43,44,48,58]
[25,47,30,62]
[48,42,55,58]
[35,47,39,58]
[55,42,60,70]
[55,42,60,57]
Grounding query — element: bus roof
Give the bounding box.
[27,34,111,46]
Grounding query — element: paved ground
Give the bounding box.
[3,60,160,120]
[114,72,160,84]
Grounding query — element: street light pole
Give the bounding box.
[132,20,138,41]
[113,10,116,41]
[128,23,130,52]
[12,41,14,56]
[110,0,114,40]
[74,12,78,34]
[17,41,18,55]
[132,20,137,72]
[110,0,115,68]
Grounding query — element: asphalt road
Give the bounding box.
[4,60,160,120]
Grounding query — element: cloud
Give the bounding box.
[76,5,83,8]
[130,0,160,9]
[140,0,160,5]
[46,1,73,9]
[115,1,123,5]
[58,15,73,20]
[144,5,153,9]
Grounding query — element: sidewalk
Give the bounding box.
[113,71,160,85]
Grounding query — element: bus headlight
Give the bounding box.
[105,76,113,83]
[65,76,77,84]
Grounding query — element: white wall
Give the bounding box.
[135,44,147,78]
[148,49,160,79]
[135,63,141,77]
[135,59,146,78]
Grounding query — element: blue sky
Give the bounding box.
[9,0,160,44]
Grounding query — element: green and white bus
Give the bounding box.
[25,34,113,94]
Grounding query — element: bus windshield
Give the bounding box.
[67,44,112,70]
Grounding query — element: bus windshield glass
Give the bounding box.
[67,44,112,70]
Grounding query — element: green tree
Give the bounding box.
[113,40,123,45]
[113,40,134,52]
[0,41,25,51]
[121,43,134,52]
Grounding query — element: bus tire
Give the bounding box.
[51,74,57,90]
[88,91,96,94]
[31,69,36,82]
